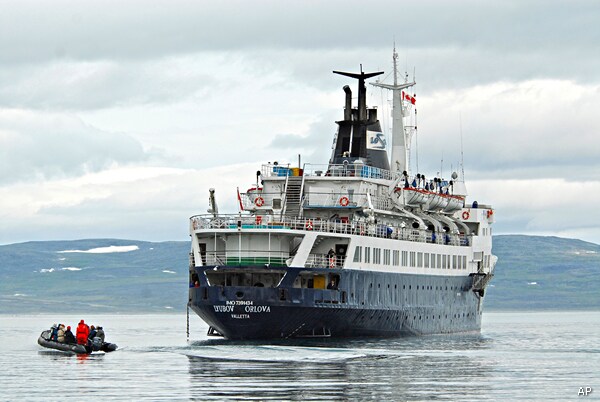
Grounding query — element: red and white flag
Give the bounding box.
[237,187,244,211]
[402,91,416,105]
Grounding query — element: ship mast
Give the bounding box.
[371,47,415,173]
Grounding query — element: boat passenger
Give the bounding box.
[96,326,105,343]
[88,325,97,340]
[64,326,76,344]
[76,320,90,345]
[50,324,59,341]
[327,279,337,290]
[57,324,65,343]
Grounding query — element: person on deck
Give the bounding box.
[64,326,76,344]
[76,320,90,345]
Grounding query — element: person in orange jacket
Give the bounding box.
[76,319,90,345]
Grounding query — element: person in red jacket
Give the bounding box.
[76,319,90,345]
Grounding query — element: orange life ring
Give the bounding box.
[487,210,493,218]
[305,220,313,230]
[462,211,470,220]
[329,257,336,268]
[255,197,264,207]
[339,196,350,207]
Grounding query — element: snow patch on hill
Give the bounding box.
[58,245,139,254]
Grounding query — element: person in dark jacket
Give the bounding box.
[88,325,97,340]
[96,326,105,343]
[64,326,76,344]
[76,320,90,345]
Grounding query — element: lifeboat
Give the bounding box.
[393,186,428,207]
[443,194,465,212]
[425,192,449,211]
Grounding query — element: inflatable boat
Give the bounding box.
[38,330,117,354]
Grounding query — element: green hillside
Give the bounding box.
[0,239,189,314]
[485,235,600,310]
[0,235,598,313]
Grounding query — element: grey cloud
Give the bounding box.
[268,112,338,165]
[2,1,599,73]
[0,59,213,110]
[0,111,150,184]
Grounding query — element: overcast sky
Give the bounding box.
[1,0,599,245]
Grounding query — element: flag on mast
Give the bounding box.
[402,91,416,105]
[237,187,244,211]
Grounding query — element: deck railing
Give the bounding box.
[305,254,346,268]
[190,214,469,247]
[200,251,290,267]
[260,163,400,181]
[239,191,395,211]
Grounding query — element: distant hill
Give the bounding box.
[0,235,598,313]
[0,239,189,314]
[485,235,600,310]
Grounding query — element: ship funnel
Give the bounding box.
[330,69,390,171]
[333,70,383,122]
[343,85,352,121]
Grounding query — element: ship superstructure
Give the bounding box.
[188,52,496,339]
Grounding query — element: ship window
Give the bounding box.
[453,255,457,269]
[373,248,381,264]
[431,253,436,268]
[442,255,447,269]
[424,253,430,268]
[383,249,390,265]
[402,251,408,267]
[437,254,442,269]
[273,199,281,209]
[417,252,423,267]
[410,252,416,267]
[393,250,399,266]
[365,247,371,263]
[353,246,362,263]
[463,256,467,270]
[447,255,451,269]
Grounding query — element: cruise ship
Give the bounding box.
[188,51,496,339]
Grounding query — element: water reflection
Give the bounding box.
[187,335,495,400]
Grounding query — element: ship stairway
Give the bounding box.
[282,176,303,217]
[189,252,195,268]
[470,272,494,294]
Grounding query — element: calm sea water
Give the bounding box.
[0,311,598,401]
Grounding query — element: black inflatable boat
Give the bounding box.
[38,330,117,354]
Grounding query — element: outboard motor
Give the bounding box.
[92,336,103,351]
